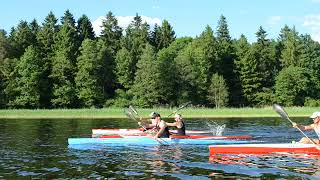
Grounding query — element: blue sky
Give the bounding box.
[1,0,320,42]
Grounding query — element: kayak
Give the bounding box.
[68,135,251,146]
[92,128,213,135]
[98,134,253,139]
[209,143,320,155]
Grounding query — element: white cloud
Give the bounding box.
[267,16,282,26]
[303,14,320,42]
[92,15,162,36]
[311,0,320,3]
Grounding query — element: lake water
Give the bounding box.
[1,117,320,179]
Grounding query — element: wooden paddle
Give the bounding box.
[273,104,318,146]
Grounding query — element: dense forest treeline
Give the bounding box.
[1,10,320,109]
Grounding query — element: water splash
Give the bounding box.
[206,122,226,136]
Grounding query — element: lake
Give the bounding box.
[1,117,320,179]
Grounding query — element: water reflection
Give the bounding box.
[0,117,319,179]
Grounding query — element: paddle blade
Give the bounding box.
[124,108,138,121]
[273,104,292,123]
[129,105,139,116]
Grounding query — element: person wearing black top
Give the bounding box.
[167,113,186,135]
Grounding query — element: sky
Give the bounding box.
[1,0,320,42]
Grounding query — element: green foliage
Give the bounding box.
[130,44,160,107]
[9,46,43,108]
[105,89,131,107]
[150,20,175,51]
[275,66,310,106]
[216,15,238,106]
[1,10,320,109]
[207,73,229,108]
[115,48,134,89]
[304,97,320,107]
[100,11,122,56]
[51,20,79,108]
[75,39,107,107]
[77,14,95,42]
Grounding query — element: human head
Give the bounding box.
[174,113,182,121]
[310,112,320,123]
[150,112,161,119]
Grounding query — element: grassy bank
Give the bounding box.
[0,106,319,119]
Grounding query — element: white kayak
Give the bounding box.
[92,128,213,135]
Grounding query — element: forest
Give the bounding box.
[0,10,320,109]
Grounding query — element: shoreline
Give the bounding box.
[0,106,317,119]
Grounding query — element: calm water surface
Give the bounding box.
[1,117,320,179]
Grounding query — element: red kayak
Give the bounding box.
[209,143,320,155]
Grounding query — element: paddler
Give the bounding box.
[166,113,186,135]
[292,112,320,144]
[138,112,171,138]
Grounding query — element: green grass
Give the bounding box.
[0,106,319,119]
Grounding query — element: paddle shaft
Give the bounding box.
[127,106,166,145]
[273,104,318,145]
[167,101,191,117]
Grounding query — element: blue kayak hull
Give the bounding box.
[68,137,250,146]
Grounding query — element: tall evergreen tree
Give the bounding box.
[50,11,79,108]
[75,39,110,107]
[116,13,149,90]
[77,14,95,43]
[215,15,238,106]
[37,11,59,108]
[9,20,35,58]
[100,11,122,56]
[131,44,159,107]
[150,20,175,51]
[234,34,250,106]
[280,26,304,68]
[207,73,229,108]
[9,46,43,108]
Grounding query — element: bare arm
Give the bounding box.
[293,122,314,131]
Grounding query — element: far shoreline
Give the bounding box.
[0,106,318,119]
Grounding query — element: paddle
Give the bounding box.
[167,101,191,117]
[125,106,167,145]
[273,104,318,145]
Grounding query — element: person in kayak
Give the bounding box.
[166,113,186,135]
[138,112,170,138]
[292,112,320,144]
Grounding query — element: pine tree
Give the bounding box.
[207,73,229,108]
[75,39,110,107]
[51,11,79,108]
[10,46,43,108]
[234,34,250,106]
[77,14,95,43]
[37,11,59,108]
[100,11,122,56]
[215,15,238,106]
[131,44,159,107]
[116,13,149,90]
[9,20,35,58]
[150,20,175,51]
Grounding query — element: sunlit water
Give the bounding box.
[1,117,320,179]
